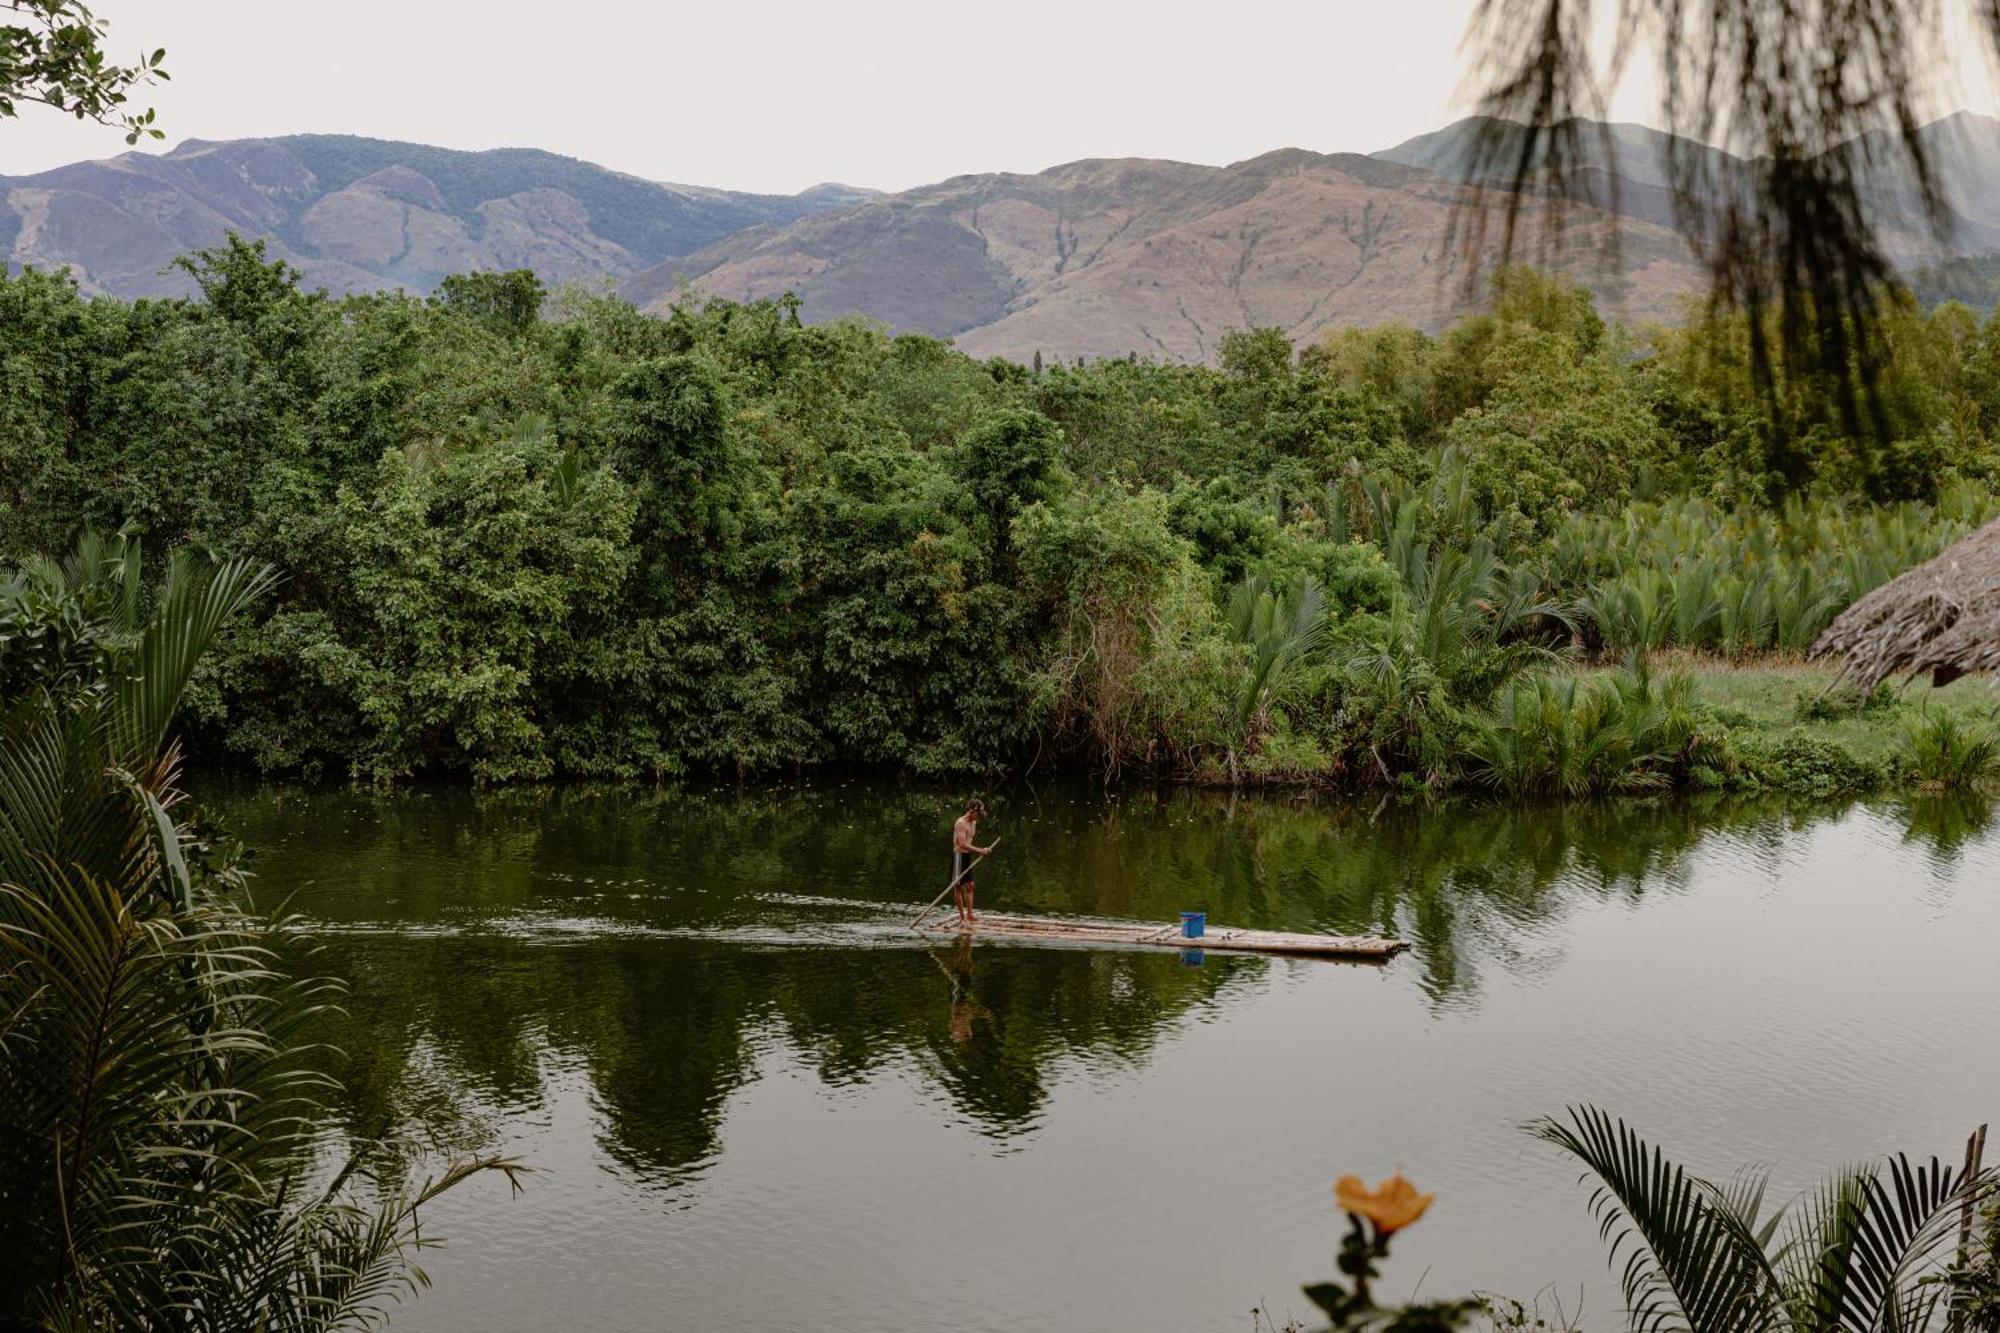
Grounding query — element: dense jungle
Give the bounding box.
[8,246,2000,795]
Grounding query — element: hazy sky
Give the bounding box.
[4,0,1999,192]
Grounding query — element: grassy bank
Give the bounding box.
[1610,655,2000,796]
[1204,653,2000,797]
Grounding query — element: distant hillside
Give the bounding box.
[0,135,875,298]
[1377,113,2000,259]
[11,115,2000,360]
[1842,112,2000,251]
[630,112,2000,362]
[1373,116,1717,191]
[1905,253,2000,309]
[629,147,1705,361]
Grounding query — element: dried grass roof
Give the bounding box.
[1811,515,2000,690]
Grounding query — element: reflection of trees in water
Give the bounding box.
[1271,796,1742,1004]
[244,780,1997,1195]
[303,931,1250,1193]
[1894,793,1998,870]
[1017,789,1895,1005]
[228,783,1968,987]
[231,781,1052,927]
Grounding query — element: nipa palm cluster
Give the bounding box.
[1547,485,1999,657]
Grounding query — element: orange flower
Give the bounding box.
[1334,1171,1434,1235]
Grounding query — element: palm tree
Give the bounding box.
[1466,661,1720,796]
[1227,573,1331,741]
[0,534,518,1330]
[1534,1105,1996,1333]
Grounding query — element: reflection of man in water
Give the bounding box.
[951,799,994,927]
[940,936,992,1045]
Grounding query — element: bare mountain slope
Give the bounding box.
[638,114,2000,363]
[634,148,1703,361]
[1,135,875,298]
[14,116,2000,363]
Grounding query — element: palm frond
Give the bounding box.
[110,554,281,767]
[0,534,503,1330]
[1777,1154,1969,1333]
[1533,1105,1783,1333]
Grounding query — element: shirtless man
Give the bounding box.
[950,799,994,926]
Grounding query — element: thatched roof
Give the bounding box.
[1812,514,2000,690]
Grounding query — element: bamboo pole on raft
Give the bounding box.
[910,839,999,930]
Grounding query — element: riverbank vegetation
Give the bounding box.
[0,540,512,1328]
[1307,1111,1999,1333]
[4,247,1999,793]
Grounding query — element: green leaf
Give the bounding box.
[1304,1282,1352,1318]
[1531,1105,1782,1333]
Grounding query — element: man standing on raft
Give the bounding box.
[951,799,994,927]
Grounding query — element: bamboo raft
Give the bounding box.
[916,911,1409,960]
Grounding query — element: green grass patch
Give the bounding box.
[1577,657,2000,794]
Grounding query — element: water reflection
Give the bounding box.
[1895,791,1997,867]
[306,929,1254,1187]
[199,780,2000,1332]
[215,779,1995,1189]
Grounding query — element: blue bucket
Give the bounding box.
[1179,910,1206,939]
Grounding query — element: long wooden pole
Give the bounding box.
[910,838,1000,930]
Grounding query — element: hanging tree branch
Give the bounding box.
[1,1,167,143]
[1458,0,1979,439]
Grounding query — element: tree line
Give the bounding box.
[5,242,1999,788]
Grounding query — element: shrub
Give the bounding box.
[1901,708,2000,790]
[1792,680,1900,722]
[0,535,517,1328]
[1538,1106,1999,1333]
[1464,662,1724,797]
[1737,729,1884,795]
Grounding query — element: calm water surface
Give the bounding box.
[214,782,2000,1332]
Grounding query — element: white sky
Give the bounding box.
[3,0,1999,193]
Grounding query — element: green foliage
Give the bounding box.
[0,529,142,702]
[1734,730,1883,796]
[1928,1192,2000,1333]
[1,254,1996,789]
[1791,680,1897,722]
[609,353,738,550]
[1550,488,1998,657]
[1016,487,1235,772]
[1443,327,1665,536]
[216,428,634,782]
[1337,513,1570,787]
[433,268,546,336]
[1227,574,1329,739]
[171,235,321,329]
[1534,1105,1997,1333]
[0,535,515,1328]
[0,1,166,142]
[960,405,1069,557]
[1900,708,2000,790]
[1303,1217,1482,1333]
[1646,295,2000,502]
[1466,663,1724,797]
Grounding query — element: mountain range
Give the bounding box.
[0,135,877,299]
[8,114,2000,361]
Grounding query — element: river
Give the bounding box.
[212,781,2000,1332]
